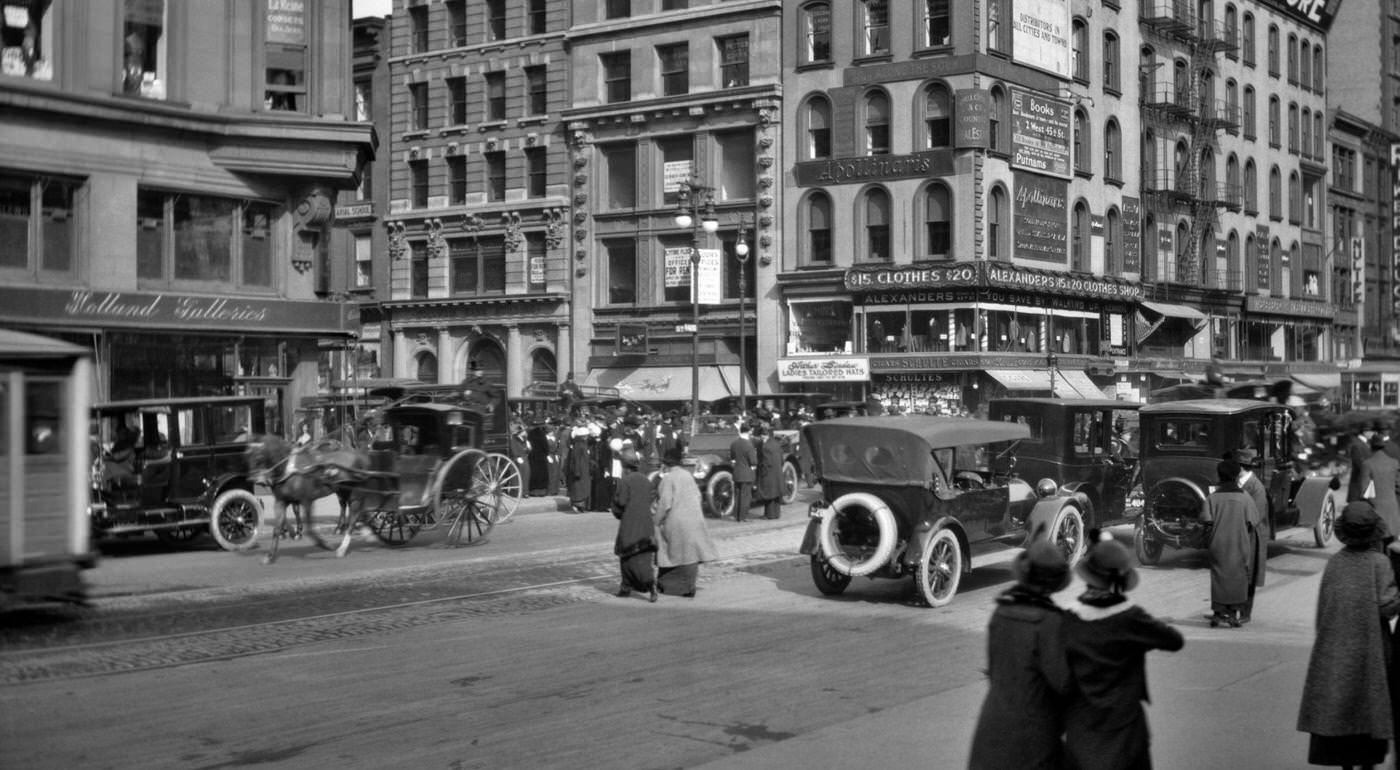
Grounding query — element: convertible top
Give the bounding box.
[804,417,1030,487]
[1140,398,1287,416]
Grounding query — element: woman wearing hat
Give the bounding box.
[1062,531,1184,770]
[1297,501,1399,769]
[652,446,718,597]
[1355,435,1400,538]
[610,446,657,602]
[968,541,1074,770]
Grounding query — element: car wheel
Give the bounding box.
[706,470,736,519]
[809,553,852,595]
[210,489,261,551]
[1048,504,1087,567]
[917,528,963,607]
[1133,522,1163,566]
[155,528,200,546]
[781,461,799,504]
[1312,493,1336,547]
[817,492,898,577]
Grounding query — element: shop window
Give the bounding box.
[0,171,74,275]
[923,83,951,149]
[605,238,637,305]
[601,51,630,103]
[135,188,277,288]
[718,34,748,88]
[659,137,693,206]
[803,95,832,160]
[717,130,754,201]
[451,236,506,296]
[123,0,166,98]
[602,142,637,210]
[2,0,53,80]
[865,90,890,155]
[804,192,832,264]
[866,310,907,353]
[801,2,831,64]
[923,0,950,47]
[658,43,688,97]
[788,301,851,355]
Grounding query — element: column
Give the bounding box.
[506,324,523,397]
[393,330,411,379]
[557,322,572,381]
[438,328,454,384]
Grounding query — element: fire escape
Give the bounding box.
[1138,1,1238,315]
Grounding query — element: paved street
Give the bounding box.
[0,489,1347,769]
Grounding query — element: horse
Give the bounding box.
[245,434,374,564]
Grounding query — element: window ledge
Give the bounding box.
[1105,176,1124,188]
[912,44,954,58]
[1103,86,1122,99]
[517,115,549,126]
[853,53,892,65]
[478,120,508,132]
[439,125,471,136]
[794,61,835,72]
[1075,168,1094,180]
[403,130,430,141]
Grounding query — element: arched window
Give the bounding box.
[1072,18,1088,81]
[1226,153,1240,206]
[1245,233,1255,286]
[988,185,1008,260]
[1288,171,1301,223]
[1268,95,1280,145]
[1270,238,1283,294]
[1301,107,1311,158]
[1173,140,1189,192]
[1199,147,1216,200]
[1287,32,1298,82]
[1174,59,1189,106]
[530,349,557,385]
[1105,207,1122,273]
[1175,220,1190,279]
[1143,214,1157,278]
[865,90,890,155]
[1287,102,1298,152]
[1225,79,1239,134]
[1243,85,1255,138]
[804,192,832,264]
[1312,44,1323,90]
[1103,31,1120,91]
[1074,108,1091,174]
[924,183,951,259]
[1224,4,1238,56]
[989,85,1007,153]
[1199,68,1215,112]
[802,95,832,160]
[1269,165,1281,219]
[1288,242,1300,297]
[1200,226,1217,286]
[1300,39,1311,88]
[1227,230,1240,290]
[415,352,438,383]
[1314,111,1324,157]
[1072,201,1090,271]
[800,2,832,64]
[470,343,505,386]
[1142,129,1156,185]
[1242,12,1255,66]
[1105,119,1122,180]
[1140,46,1156,98]
[923,83,952,149]
[863,187,891,261]
[1267,24,1279,76]
[1244,158,1257,212]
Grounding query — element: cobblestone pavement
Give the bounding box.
[0,527,805,686]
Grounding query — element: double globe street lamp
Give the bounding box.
[674,180,718,437]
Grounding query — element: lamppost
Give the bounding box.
[735,217,751,416]
[674,180,718,437]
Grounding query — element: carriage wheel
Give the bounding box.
[303,499,356,551]
[434,450,497,545]
[474,452,524,524]
[441,492,495,547]
[368,509,423,547]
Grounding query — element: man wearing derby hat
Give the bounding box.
[1201,459,1259,627]
[968,541,1074,770]
[1297,501,1400,768]
[1231,448,1269,623]
[1062,532,1184,770]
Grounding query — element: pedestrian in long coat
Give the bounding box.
[566,423,593,513]
[754,425,785,520]
[729,422,757,522]
[1063,532,1184,770]
[611,448,657,602]
[1357,437,1400,537]
[652,446,719,598]
[1347,424,1378,501]
[1233,449,1270,622]
[1200,459,1258,627]
[1297,501,1399,768]
[508,421,532,498]
[968,541,1073,770]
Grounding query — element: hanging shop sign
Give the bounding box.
[778,357,870,383]
[1010,88,1072,179]
[0,286,354,335]
[1013,171,1069,263]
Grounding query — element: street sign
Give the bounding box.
[675,323,697,333]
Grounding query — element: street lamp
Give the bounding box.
[675,180,718,437]
[735,217,751,417]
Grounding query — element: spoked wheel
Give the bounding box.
[917,528,963,607]
[210,488,261,551]
[1048,504,1087,567]
[434,450,498,544]
[1134,522,1164,566]
[809,554,852,595]
[368,509,425,547]
[1312,494,1336,547]
[781,461,799,504]
[441,490,495,547]
[475,452,524,524]
[706,470,735,518]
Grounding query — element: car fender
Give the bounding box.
[906,516,971,575]
[1291,475,1338,528]
[798,515,823,555]
[1060,481,1098,525]
[208,472,255,501]
[1023,491,1090,544]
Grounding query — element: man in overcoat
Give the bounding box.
[754,424,785,520]
[1347,421,1379,501]
[1356,435,1400,539]
[1233,449,1269,624]
[729,422,758,522]
[1200,459,1258,627]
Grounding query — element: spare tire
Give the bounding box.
[817,491,899,577]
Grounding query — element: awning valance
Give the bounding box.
[984,369,1104,399]
[1140,301,1208,322]
[1292,372,1341,390]
[583,365,753,402]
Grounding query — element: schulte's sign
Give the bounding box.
[778,357,870,383]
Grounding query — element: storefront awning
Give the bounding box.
[584,365,753,402]
[1140,301,1208,323]
[1292,372,1341,390]
[984,369,1104,399]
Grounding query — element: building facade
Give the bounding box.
[0,0,375,434]
[378,0,572,397]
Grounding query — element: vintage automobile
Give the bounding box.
[1134,399,1339,565]
[684,423,802,518]
[987,398,1142,529]
[799,416,1091,607]
[89,395,266,551]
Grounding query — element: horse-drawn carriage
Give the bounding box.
[250,399,524,563]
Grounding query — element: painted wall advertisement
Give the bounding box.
[1010,88,1072,179]
[1256,225,1271,291]
[1012,172,1068,263]
[955,89,989,149]
[266,0,306,45]
[778,357,871,383]
[1121,197,1141,274]
[1010,0,1071,78]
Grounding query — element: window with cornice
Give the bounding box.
[801,2,832,64]
[861,0,889,56]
